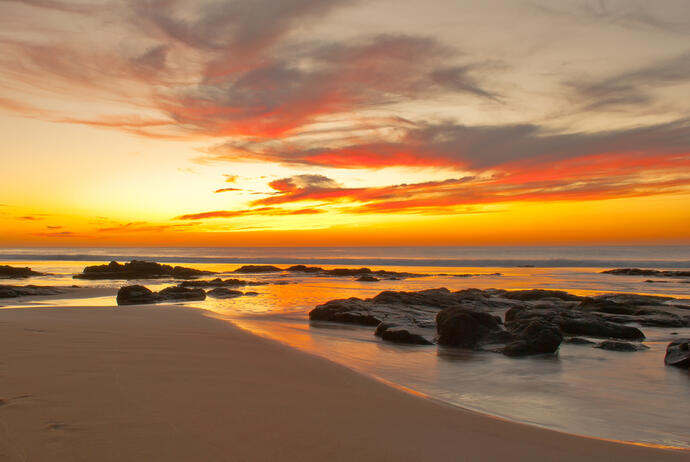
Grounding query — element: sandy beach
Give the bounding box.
[0,303,687,461]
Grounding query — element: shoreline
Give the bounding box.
[0,303,687,461]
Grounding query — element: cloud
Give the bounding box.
[18,216,43,221]
[96,221,194,233]
[223,174,239,183]
[567,49,690,111]
[211,118,690,171]
[214,187,242,193]
[175,207,324,220]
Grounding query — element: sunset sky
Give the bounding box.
[1,0,689,246]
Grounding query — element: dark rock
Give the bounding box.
[436,306,506,349]
[310,298,382,326]
[233,265,282,273]
[286,265,323,273]
[0,285,62,298]
[180,278,259,288]
[375,323,433,345]
[76,260,212,280]
[564,337,595,345]
[503,320,563,356]
[664,339,690,368]
[325,267,373,276]
[116,285,159,305]
[357,275,380,282]
[502,289,583,302]
[602,268,690,278]
[207,288,243,298]
[158,286,206,301]
[594,341,649,352]
[244,291,259,296]
[0,265,43,278]
[117,284,206,305]
[558,318,645,340]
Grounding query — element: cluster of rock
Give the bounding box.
[231,264,423,280]
[0,285,62,298]
[603,268,690,278]
[179,278,267,288]
[309,288,690,361]
[75,260,213,280]
[116,283,258,305]
[665,339,690,369]
[0,265,44,278]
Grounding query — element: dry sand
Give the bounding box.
[0,304,687,461]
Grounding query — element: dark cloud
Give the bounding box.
[212,118,690,170]
[568,49,690,111]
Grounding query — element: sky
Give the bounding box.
[1,0,689,247]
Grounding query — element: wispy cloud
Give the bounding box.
[175,207,325,221]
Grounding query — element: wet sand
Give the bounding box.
[0,304,687,461]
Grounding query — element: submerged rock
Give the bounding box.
[207,288,243,298]
[503,320,563,356]
[0,285,62,298]
[357,275,380,282]
[602,268,690,278]
[0,265,44,278]
[157,286,206,301]
[375,323,433,345]
[664,339,690,368]
[232,265,282,273]
[75,260,212,280]
[594,341,649,352]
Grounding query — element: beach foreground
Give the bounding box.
[0,305,686,462]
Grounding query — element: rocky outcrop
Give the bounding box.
[179,278,266,288]
[664,339,690,368]
[287,265,424,280]
[116,284,206,305]
[602,268,690,278]
[233,265,282,273]
[310,287,685,356]
[594,340,649,352]
[0,265,44,278]
[75,260,213,280]
[0,285,61,298]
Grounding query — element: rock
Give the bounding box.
[286,265,323,273]
[0,285,62,298]
[117,284,206,305]
[502,289,583,302]
[0,265,44,278]
[594,341,649,352]
[244,291,259,296]
[207,288,243,298]
[233,265,282,273]
[180,278,262,288]
[310,298,382,326]
[375,323,433,345]
[563,337,595,345]
[664,339,690,368]
[325,268,373,276]
[558,318,645,340]
[602,268,690,278]
[75,260,212,280]
[357,275,380,282]
[436,306,507,349]
[116,285,159,305]
[503,320,563,356]
[158,286,206,301]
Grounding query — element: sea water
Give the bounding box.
[1,246,689,449]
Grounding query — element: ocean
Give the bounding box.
[1,246,689,449]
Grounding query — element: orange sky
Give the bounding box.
[1,0,689,247]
